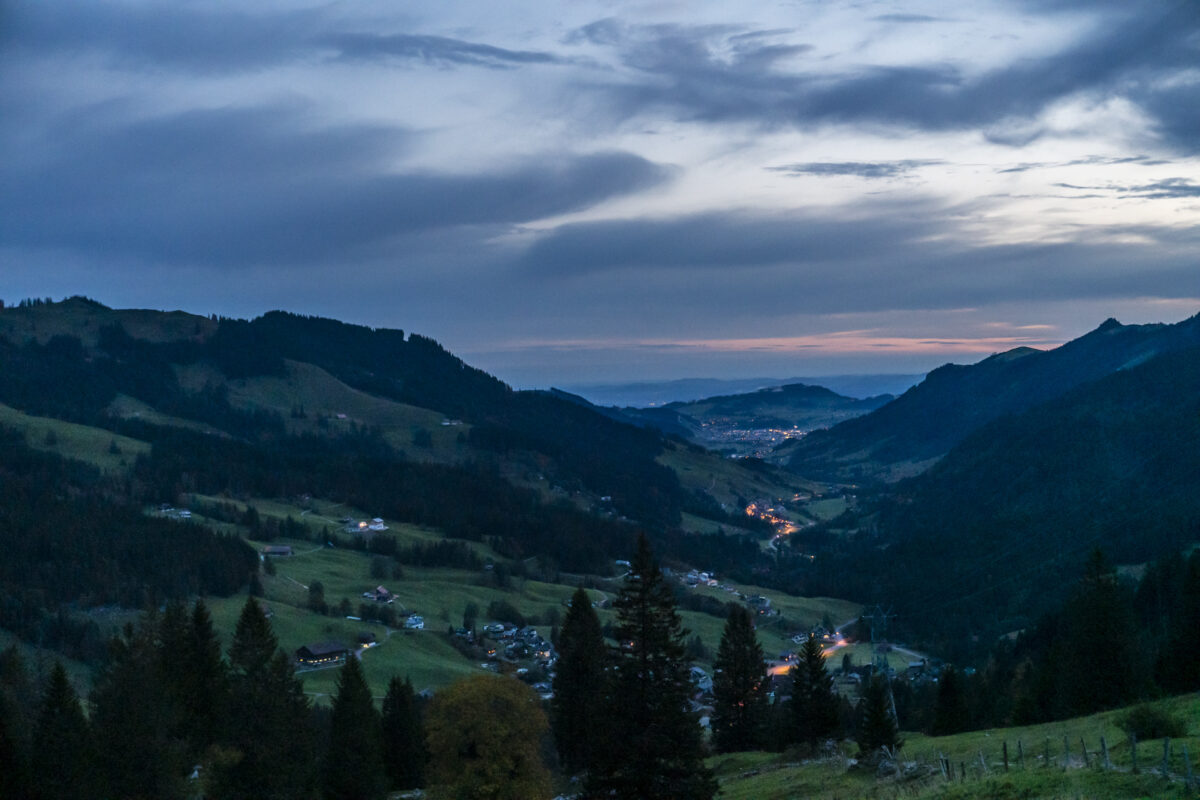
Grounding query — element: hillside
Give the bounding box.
[715,694,1200,800]
[780,313,1200,482]
[0,297,832,689]
[783,340,1200,648]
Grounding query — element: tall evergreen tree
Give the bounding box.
[551,586,607,774]
[1061,550,1144,714]
[931,665,969,735]
[0,690,30,800]
[1158,551,1200,692]
[31,663,95,800]
[91,621,188,800]
[856,674,900,756]
[323,656,386,800]
[381,675,426,790]
[0,646,34,797]
[587,535,716,800]
[214,596,315,800]
[711,604,767,753]
[790,634,839,748]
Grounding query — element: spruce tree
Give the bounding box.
[323,656,386,800]
[856,674,900,756]
[711,604,767,753]
[1061,550,1143,714]
[931,665,969,735]
[0,691,29,800]
[587,535,716,800]
[32,663,95,800]
[381,676,426,790]
[790,634,839,748]
[216,596,315,800]
[91,621,188,800]
[551,586,607,774]
[1158,551,1200,692]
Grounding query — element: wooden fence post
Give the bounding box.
[979,749,987,774]
[1101,736,1111,770]
[1003,741,1009,772]
[1080,737,1088,768]
[1183,743,1193,791]
[1131,731,1138,774]
[960,761,966,782]
[1161,738,1170,779]
[1018,739,1025,770]
[1063,735,1071,769]
[1044,738,1050,768]
[938,751,948,781]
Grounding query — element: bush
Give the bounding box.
[1119,704,1187,740]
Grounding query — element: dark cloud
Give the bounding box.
[0,105,671,267]
[322,33,567,69]
[769,160,942,179]
[573,3,1200,150]
[513,204,1199,317]
[1121,178,1200,199]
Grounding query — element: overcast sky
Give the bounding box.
[2,0,1198,386]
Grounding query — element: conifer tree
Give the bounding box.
[1061,550,1143,714]
[215,596,315,800]
[790,634,839,748]
[1158,551,1200,692]
[323,656,386,800]
[0,690,29,800]
[32,663,95,800]
[587,535,716,800]
[91,621,188,800]
[856,674,900,756]
[931,665,969,735]
[711,604,767,753]
[551,586,607,774]
[381,675,426,790]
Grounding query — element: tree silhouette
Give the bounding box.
[381,676,426,790]
[551,586,608,774]
[791,634,839,748]
[587,534,715,800]
[323,656,386,800]
[711,604,767,753]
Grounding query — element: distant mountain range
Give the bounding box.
[557,374,924,408]
[599,383,894,458]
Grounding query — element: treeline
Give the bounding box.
[0,430,256,662]
[886,549,1200,737]
[0,598,427,800]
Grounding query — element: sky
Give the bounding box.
[2,0,1199,387]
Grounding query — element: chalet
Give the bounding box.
[261,545,293,557]
[357,632,377,645]
[295,642,348,666]
[403,615,425,630]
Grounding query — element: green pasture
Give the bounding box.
[0,402,150,473]
[715,694,1200,800]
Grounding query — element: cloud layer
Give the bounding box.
[2,0,1198,384]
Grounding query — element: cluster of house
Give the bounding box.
[342,517,388,535]
[671,567,783,618]
[457,622,557,672]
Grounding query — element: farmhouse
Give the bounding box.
[295,642,349,666]
[261,545,293,557]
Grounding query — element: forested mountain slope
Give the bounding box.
[785,341,1200,651]
[781,314,1200,482]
